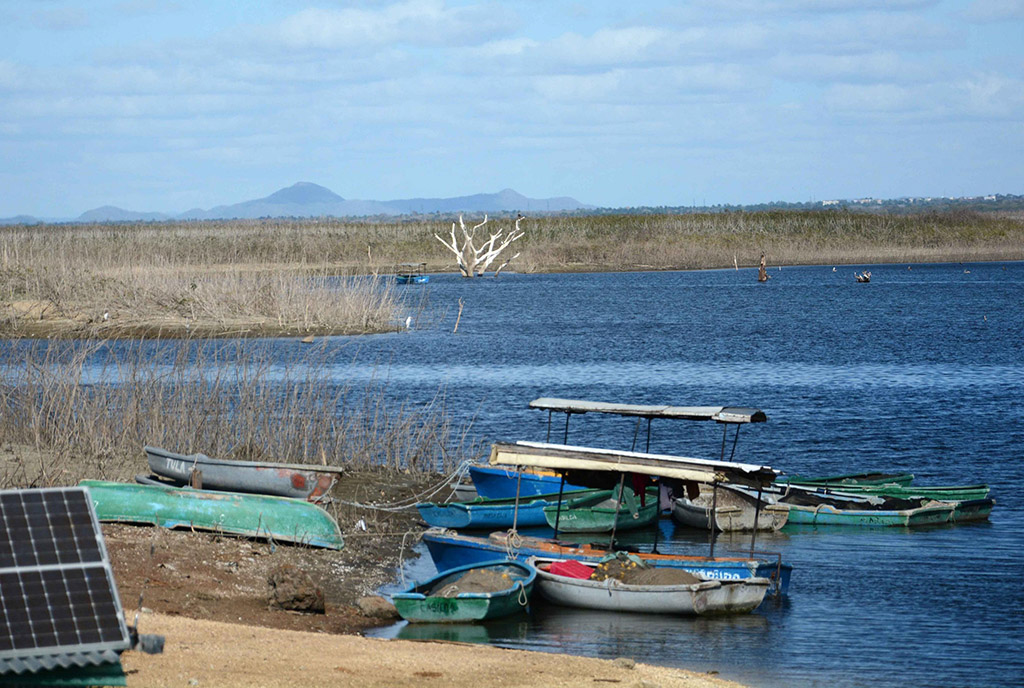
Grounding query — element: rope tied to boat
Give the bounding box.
[332,461,473,512]
[505,528,522,560]
[516,581,529,607]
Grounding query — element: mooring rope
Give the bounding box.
[332,461,472,512]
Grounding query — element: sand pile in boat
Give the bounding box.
[621,567,703,586]
[591,557,703,586]
[433,569,516,596]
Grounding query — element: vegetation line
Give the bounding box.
[1,210,1022,338]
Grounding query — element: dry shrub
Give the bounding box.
[0,338,480,488]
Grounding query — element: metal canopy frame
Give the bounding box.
[525,397,774,560]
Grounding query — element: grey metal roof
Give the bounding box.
[489,441,778,488]
[529,397,767,423]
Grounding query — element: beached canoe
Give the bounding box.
[144,445,344,502]
[468,464,588,499]
[420,528,793,595]
[671,483,789,532]
[416,489,606,529]
[528,556,769,615]
[81,480,344,549]
[542,486,658,533]
[391,559,535,623]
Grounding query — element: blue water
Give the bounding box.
[354,262,1024,688]
[13,261,1022,686]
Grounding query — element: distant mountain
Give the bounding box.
[70,182,592,222]
[0,214,43,225]
[77,206,172,222]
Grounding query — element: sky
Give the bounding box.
[1,0,1022,217]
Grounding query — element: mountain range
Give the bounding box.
[5,183,593,224]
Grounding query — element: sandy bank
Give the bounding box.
[122,612,746,688]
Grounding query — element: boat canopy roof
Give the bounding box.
[529,398,767,424]
[489,441,777,488]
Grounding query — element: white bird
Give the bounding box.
[405,316,412,330]
[102,311,109,321]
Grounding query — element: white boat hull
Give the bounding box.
[529,558,769,615]
[671,484,789,532]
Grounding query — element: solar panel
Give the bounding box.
[0,487,130,677]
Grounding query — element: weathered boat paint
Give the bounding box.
[420,528,793,595]
[144,446,343,502]
[80,480,344,549]
[391,559,535,623]
[416,489,605,529]
[671,484,789,532]
[528,556,769,615]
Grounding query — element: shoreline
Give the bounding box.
[121,612,748,688]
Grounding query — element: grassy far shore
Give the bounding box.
[2,209,1022,338]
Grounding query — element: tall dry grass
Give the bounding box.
[0,338,480,488]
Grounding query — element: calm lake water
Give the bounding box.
[354,262,1024,688]
[13,261,1020,687]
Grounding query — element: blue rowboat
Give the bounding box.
[420,528,792,596]
[468,464,587,499]
[391,559,535,623]
[416,489,606,529]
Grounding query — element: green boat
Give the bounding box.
[80,480,344,550]
[779,472,915,488]
[391,559,535,623]
[542,485,658,533]
[782,500,957,527]
[808,483,990,502]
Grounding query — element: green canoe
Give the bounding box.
[808,484,990,502]
[543,485,658,533]
[779,472,915,488]
[81,480,344,549]
[392,559,535,623]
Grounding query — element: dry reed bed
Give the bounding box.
[0,339,479,489]
[1,210,1021,337]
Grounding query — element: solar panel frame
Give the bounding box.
[0,487,130,676]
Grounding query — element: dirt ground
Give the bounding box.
[104,470,440,636]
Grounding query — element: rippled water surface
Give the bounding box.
[357,262,1024,688]
[27,261,1021,687]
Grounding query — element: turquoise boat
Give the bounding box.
[782,500,957,527]
[391,559,535,623]
[542,485,658,533]
[80,480,344,549]
[416,489,605,529]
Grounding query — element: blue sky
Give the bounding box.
[1,0,1022,217]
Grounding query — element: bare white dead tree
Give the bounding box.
[434,214,525,277]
